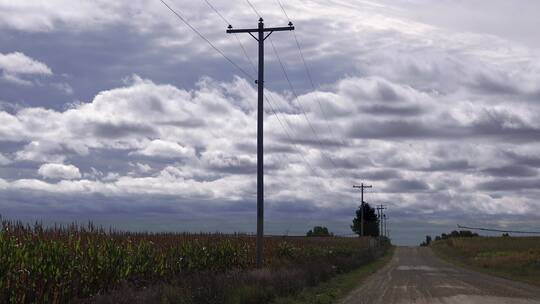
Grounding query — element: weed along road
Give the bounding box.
[341,247,540,304]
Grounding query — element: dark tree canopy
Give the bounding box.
[351,203,379,237]
[420,235,432,246]
[432,230,479,242]
[306,226,333,237]
[440,230,478,239]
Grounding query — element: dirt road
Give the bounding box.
[341,246,540,304]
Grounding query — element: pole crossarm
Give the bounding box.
[353,184,372,203]
[226,26,295,34]
[353,183,372,237]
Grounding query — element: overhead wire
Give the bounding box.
[202,0,257,75]
[203,0,230,25]
[245,0,262,19]
[457,225,540,234]
[269,37,340,169]
[276,0,346,147]
[202,0,321,177]
[159,0,254,81]
[201,0,333,175]
[237,1,330,230]
[158,0,337,231]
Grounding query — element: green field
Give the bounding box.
[0,219,390,303]
[432,236,540,286]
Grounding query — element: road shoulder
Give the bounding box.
[271,246,395,304]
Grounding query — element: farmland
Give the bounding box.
[432,236,540,286]
[0,219,390,303]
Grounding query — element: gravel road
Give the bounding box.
[340,246,540,304]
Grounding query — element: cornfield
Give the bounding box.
[0,219,382,303]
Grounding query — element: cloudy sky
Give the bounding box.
[1,0,540,245]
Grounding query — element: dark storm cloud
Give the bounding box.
[360,104,424,116]
[481,165,538,178]
[385,179,430,193]
[505,152,540,168]
[352,169,402,180]
[157,117,206,128]
[319,155,359,169]
[265,143,296,154]
[347,120,447,139]
[284,136,342,148]
[234,142,256,154]
[469,72,521,95]
[206,155,257,175]
[477,178,540,192]
[423,159,472,172]
[348,118,540,142]
[267,199,318,215]
[93,122,156,138]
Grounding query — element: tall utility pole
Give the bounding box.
[353,183,372,236]
[383,214,387,237]
[227,19,294,268]
[376,204,386,238]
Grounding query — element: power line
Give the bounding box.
[202,0,257,75]
[245,0,262,19]
[269,38,323,146]
[203,0,230,25]
[276,0,290,21]
[457,224,540,234]
[235,34,257,74]
[159,0,254,81]
[202,0,320,177]
[269,37,340,169]
[264,94,319,176]
[277,0,345,147]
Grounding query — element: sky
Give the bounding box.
[1,0,540,245]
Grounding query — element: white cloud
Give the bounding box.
[2,0,540,239]
[15,141,66,163]
[133,162,152,173]
[38,163,82,180]
[0,73,537,217]
[0,52,52,85]
[52,82,74,95]
[133,140,195,159]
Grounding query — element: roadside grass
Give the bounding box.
[432,237,540,286]
[271,246,395,304]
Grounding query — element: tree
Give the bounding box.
[420,235,432,246]
[306,226,333,237]
[351,203,379,237]
[434,230,479,241]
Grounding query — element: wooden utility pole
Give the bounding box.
[227,19,294,268]
[353,183,372,236]
[383,214,387,237]
[376,204,386,238]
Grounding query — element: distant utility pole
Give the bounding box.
[383,214,387,237]
[376,204,386,238]
[353,183,372,236]
[227,19,294,269]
